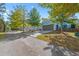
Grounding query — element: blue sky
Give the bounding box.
[4,3,79,21]
[4,3,49,21]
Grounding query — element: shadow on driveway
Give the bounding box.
[0,32,35,42]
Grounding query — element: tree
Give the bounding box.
[66,16,77,25]
[8,5,28,31]
[0,3,6,32]
[40,3,79,33]
[0,3,6,15]
[41,3,79,17]
[5,21,11,31]
[0,17,5,32]
[27,8,40,26]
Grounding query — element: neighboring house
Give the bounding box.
[41,19,54,33]
[53,23,60,30]
[42,19,53,31]
[62,22,71,29]
[19,26,42,32]
[53,22,73,30]
[41,19,75,31]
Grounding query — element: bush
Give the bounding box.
[75,32,79,37]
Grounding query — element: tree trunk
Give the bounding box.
[22,8,25,33]
[60,22,63,34]
[23,21,24,32]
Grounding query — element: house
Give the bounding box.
[41,19,53,33]
[53,22,73,30]
[42,19,53,31]
[41,19,75,31]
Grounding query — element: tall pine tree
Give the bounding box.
[27,8,40,26]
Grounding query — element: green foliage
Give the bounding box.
[5,21,11,31]
[27,8,40,26]
[0,17,5,32]
[8,5,28,30]
[41,3,79,18]
[40,3,79,27]
[66,19,77,24]
[0,3,6,15]
[0,3,6,32]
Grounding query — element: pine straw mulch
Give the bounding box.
[48,33,79,52]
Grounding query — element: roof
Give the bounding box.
[42,19,52,25]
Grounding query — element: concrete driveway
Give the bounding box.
[0,35,51,56]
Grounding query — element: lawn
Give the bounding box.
[37,34,50,42]
[37,32,76,42]
[0,32,5,39]
[37,32,79,51]
[0,32,5,34]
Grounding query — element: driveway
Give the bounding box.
[0,34,51,56]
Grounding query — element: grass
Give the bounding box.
[0,32,5,39]
[37,32,76,42]
[0,32,5,34]
[16,31,23,32]
[37,32,79,51]
[66,32,75,37]
[37,34,50,42]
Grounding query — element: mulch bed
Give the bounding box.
[48,33,79,52]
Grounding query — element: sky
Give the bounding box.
[4,3,49,21]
